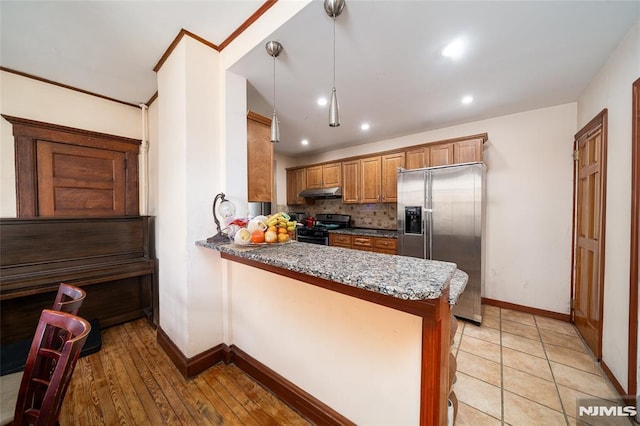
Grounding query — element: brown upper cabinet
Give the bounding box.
[342,153,404,204]
[341,160,360,204]
[406,147,430,170]
[306,162,341,189]
[453,138,483,164]
[429,143,455,167]
[247,112,273,203]
[360,156,382,203]
[286,168,309,206]
[381,152,405,202]
[287,133,486,205]
[404,137,484,169]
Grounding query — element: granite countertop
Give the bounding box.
[197,240,468,305]
[329,228,398,239]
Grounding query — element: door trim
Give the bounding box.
[571,108,608,360]
[628,78,640,400]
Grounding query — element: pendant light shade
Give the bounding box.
[265,41,283,143]
[270,111,280,142]
[324,0,345,128]
[329,87,339,127]
[324,0,345,18]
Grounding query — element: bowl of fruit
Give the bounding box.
[234,212,296,246]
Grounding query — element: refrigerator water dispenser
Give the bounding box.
[405,206,422,234]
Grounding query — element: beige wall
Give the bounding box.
[152,0,311,358]
[0,70,141,217]
[227,260,422,424]
[281,103,577,315]
[577,19,639,394]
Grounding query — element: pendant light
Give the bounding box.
[265,41,283,143]
[324,0,345,127]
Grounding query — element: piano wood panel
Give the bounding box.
[0,216,155,345]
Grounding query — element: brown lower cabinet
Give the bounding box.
[329,233,397,255]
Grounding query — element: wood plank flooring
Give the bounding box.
[59,319,311,425]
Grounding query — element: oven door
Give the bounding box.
[297,235,329,245]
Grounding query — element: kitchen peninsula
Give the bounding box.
[196,240,468,425]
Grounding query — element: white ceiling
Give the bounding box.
[2,1,639,157]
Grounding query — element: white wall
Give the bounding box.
[156,36,226,357]
[151,0,311,358]
[288,103,577,315]
[577,19,639,394]
[227,260,422,425]
[0,70,141,217]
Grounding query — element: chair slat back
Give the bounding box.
[13,309,91,426]
[51,283,86,315]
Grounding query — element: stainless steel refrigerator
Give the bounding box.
[397,162,485,323]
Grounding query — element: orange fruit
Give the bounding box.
[277,233,290,243]
[250,230,265,243]
[278,227,288,234]
[267,225,277,233]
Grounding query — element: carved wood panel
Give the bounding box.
[36,141,127,216]
[2,115,140,217]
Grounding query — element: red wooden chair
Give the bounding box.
[45,284,86,352]
[12,310,90,426]
[51,284,86,315]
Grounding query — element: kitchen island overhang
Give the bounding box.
[195,240,468,425]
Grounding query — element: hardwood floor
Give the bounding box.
[60,319,310,425]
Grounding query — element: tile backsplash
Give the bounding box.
[278,200,397,229]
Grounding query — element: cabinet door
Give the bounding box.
[329,233,352,248]
[381,152,405,202]
[306,165,323,189]
[374,237,398,254]
[322,162,342,187]
[294,168,308,204]
[286,170,297,205]
[360,156,382,203]
[352,236,374,250]
[454,139,483,163]
[342,160,360,203]
[429,143,454,167]
[247,113,273,202]
[406,147,429,169]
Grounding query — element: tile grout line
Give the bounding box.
[533,314,571,425]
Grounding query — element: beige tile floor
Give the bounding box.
[452,305,630,425]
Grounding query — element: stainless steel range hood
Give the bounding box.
[298,187,342,199]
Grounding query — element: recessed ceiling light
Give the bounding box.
[361,123,370,131]
[317,97,327,106]
[461,95,473,104]
[442,38,465,60]
[301,139,309,145]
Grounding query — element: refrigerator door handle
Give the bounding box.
[425,173,432,260]
[426,209,433,260]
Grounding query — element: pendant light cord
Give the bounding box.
[273,55,276,114]
[332,16,336,89]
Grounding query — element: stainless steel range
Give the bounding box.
[296,214,351,245]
